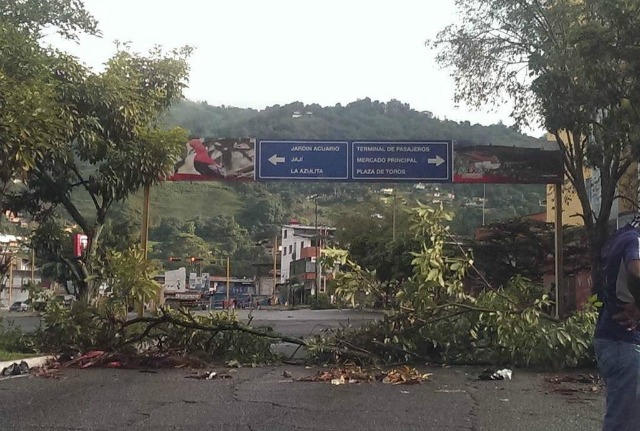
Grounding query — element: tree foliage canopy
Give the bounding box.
[1,1,192,300]
[432,0,640,280]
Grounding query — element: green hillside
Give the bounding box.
[52,98,549,277]
[164,98,545,147]
[157,98,547,230]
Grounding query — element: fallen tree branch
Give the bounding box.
[115,311,309,347]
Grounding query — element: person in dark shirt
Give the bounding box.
[594,215,640,430]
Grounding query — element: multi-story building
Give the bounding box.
[543,132,640,312]
[280,222,335,301]
[0,234,41,307]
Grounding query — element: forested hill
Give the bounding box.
[163,98,546,147]
[62,98,548,277]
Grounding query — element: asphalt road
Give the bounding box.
[0,308,605,430]
[0,308,382,338]
[0,365,604,430]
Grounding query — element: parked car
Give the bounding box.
[9,301,28,312]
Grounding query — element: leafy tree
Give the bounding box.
[151,232,212,265]
[326,204,597,368]
[331,197,418,283]
[0,0,99,286]
[149,217,183,242]
[431,0,640,287]
[237,191,285,238]
[99,203,142,253]
[2,3,192,300]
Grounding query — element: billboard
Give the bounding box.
[164,267,186,292]
[166,137,563,185]
[453,145,563,184]
[169,137,255,181]
[189,273,210,290]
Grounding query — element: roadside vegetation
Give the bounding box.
[0,205,597,370]
[4,0,633,372]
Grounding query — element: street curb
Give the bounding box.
[0,355,54,371]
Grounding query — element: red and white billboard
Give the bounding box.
[169,137,255,181]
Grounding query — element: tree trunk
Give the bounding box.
[589,228,608,297]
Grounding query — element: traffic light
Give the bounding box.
[190,257,203,263]
[168,257,182,262]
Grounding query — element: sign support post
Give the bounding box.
[140,183,152,316]
[554,184,564,319]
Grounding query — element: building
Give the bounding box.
[280,222,335,302]
[0,234,41,307]
[544,132,640,312]
[544,132,635,227]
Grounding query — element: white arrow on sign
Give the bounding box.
[268,154,286,166]
[428,155,445,167]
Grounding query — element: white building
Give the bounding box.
[280,223,334,284]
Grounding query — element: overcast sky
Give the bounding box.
[52,0,526,132]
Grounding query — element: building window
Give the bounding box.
[283,247,287,256]
[289,245,293,254]
[284,230,288,239]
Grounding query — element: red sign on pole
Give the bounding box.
[73,234,88,257]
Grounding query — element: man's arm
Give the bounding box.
[614,259,640,330]
[628,260,640,304]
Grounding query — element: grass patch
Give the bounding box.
[0,350,38,362]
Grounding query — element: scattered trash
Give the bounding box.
[33,367,61,379]
[63,350,107,369]
[186,370,232,380]
[282,370,292,378]
[31,351,211,377]
[382,366,432,385]
[226,359,242,368]
[545,373,603,396]
[546,374,600,385]
[297,365,431,385]
[478,368,512,381]
[500,399,509,402]
[1,361,29,376]
[400,390,410,394]
[435,389,467,393]
[298,366,373,384]
[331,376,346,385]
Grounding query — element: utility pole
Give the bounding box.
[226,256,231,314]
[554,184,564,318]
[8,256,13,305]
[392,192,397,241]
[140,183,152,315]
[30,247,35,283]
[482,184,486,226]
[272,235,278,303]
[315,197,319,305]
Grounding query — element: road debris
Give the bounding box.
[30,350,213,378]
[297,365,431,385]
[186,370,233,380]
[478,368,513,381]
[544,373,602,396]
[1,361,29,376]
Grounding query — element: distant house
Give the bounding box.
[280,222,336,301]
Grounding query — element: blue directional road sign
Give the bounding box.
[351,141,452,182]
[257,140,349,180]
